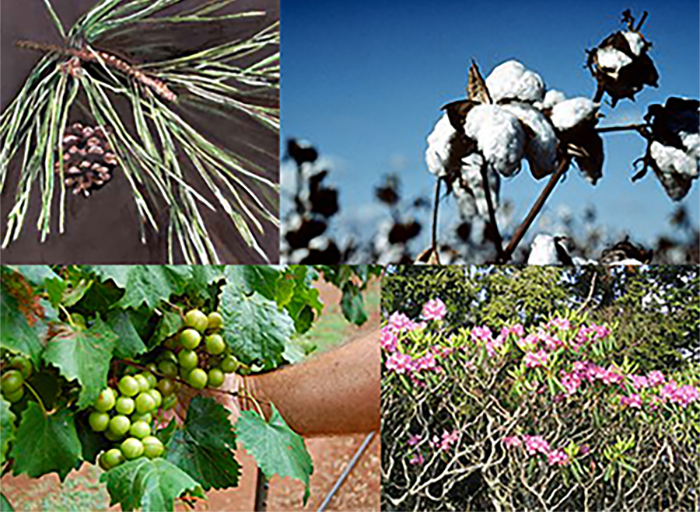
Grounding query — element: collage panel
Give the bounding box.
[0,264,381,511]
[381,265,699,511]
[1,0,280,265]
[281,0,698,265]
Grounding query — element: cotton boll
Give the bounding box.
[650,141,694,200]
[550,98,599,132]
[537,90,567,111]
[465,104,525,177]
[527,234,573,265]
[485,60,545,104]
[457,152,500,218]
[622,31,645,56]
[426,113,470,178]
[502,103,558,179]
[595,47,633,77]
[680,132,700,174]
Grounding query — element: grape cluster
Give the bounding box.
[0,355,33,403]
[90,309,240,470]
[159,309,239,391]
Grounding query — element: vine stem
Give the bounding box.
[498,157,571,263]
[23,381,48,416]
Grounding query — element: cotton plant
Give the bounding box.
[423,10,698,265]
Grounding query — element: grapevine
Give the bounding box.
[0,264,377,511]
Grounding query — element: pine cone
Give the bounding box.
[55,122,118,197]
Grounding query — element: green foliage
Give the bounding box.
[237,405,314,504]
[0,397,16,465]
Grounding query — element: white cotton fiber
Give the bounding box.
[550,98,599,131]
[595,46,632,75]
[485,60,545,104]
[501,103,558,179]
[465,104,525,177]
[425,114,467,178]
[622,31,645,56]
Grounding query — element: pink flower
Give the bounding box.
[471,326,492,343]
[422,298,447,321]
[409,452,425,465]
[561,371,582,395]
[620,394,642,408]
[524,350,548,369]
[387,312,412,332]
[628,374,649,391]
[550,318,571,330]
[439,430,460,451]
[523,435,550,455]
[647,370,666,387]
[601,366,624,385]
[517,333,539,351]
[671,385,699,407]
[547,449,570,466]
[414,352,439,372]
[502,436,522,448]
[407,434,421,446]
[592,324,611,339]
[385,352,414,374]
[509,324,525,337]
[541,332,564,352]
[380,328,398,352]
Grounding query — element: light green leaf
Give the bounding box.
[91,266,193,309]
[0,397,17,465]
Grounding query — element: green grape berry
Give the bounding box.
[205,334,226,356]
[9,355,32,379]
[146,362,158,374]
[118,376,140,397]
[135,393,156,414]
[180,328,202,350]
[4,387,24,403]
[109,415,131,437]
[115,397,135,415]
[178,349,198,370]
[104,429,124,442]
[94,388,117,412]
[207,312,224,331]
[1,370,24,395]
[120,438,144,460]
[163,336,179,350]
[159,350,178,363]
[142,436,165,459]
[134,374,150,392]
[157,360,178,379]
[100,448,124,470]
[130,420,151,439]
[220,355,240,374]
[157,378,176,396]
[207,368,225,388]
[148,389,162,408]
[162,394,178,410]
[89,411,110,432]
[140,372,157,389]
[187,368,208,390]
[185,309,209,332]
[131,412,153,424]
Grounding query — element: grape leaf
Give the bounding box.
[11,401,82,481]
[0,274,44,364]
[236,405,313,504]
[148,311,183,349]
[43,316,118,409]
[341,285,368,325]
[166,396,240,490]
[101,458,204,512]
[219,282,295,368]
[105,309,148,359]
[14,265,65,306]
[0,493,13,512]
[75,412,110,463]
[90,266,192,309]
[225,266,283,300]
[0,397,16,465]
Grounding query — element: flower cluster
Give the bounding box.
[502,434,571,467]
[406,429,460,466]
[422,298,447,321]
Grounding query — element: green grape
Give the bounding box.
[185,309,209,332]
[146,362,158,373]
[131,412,153,424]
[157,378,176,396]
[120,438,144,460]
[205,334,226,356]
[187,368,208,390]
[180,329,201,350]
[88,411,110,432]
[109,415,131,437]
[140,371,157,389]
[148,389,163,408]
[118,376,140,397]
[207,368,225,388]
[104,429,124,442]
[134,374,150,393]
[100,448,124,469]
[142,436,165,459]
[160,350,178,363]
[162,394,178,411]
[9,355,32,379]
[1,370,24,395]
[163,336,179,350]
[135,393,156,414]
[207,312,224,331]
[220,355,240,374]
[130,420,151,439]
[178,349,198,370]
[115,397,135,415]
[157,360,178,379]
[4,387,24,403]
[94,388,117,412]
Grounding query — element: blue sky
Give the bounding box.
[281,0,699,250]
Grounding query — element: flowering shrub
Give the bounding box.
[381,301,700,511]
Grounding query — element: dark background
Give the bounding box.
[0,0,280,264]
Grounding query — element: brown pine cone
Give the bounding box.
[54,122,118,197]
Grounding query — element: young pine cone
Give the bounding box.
[55,122,118,197]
